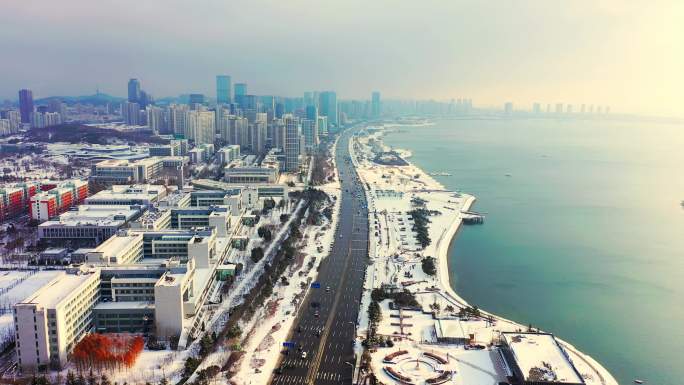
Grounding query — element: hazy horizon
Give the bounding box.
[1,0,682,117]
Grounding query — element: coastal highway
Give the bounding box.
[270,127,369,385]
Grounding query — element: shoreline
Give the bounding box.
[365,123,618,385]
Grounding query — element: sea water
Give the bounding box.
[383,117,684,385]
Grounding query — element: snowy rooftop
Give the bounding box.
[86,184,167,204]
[94,301,155,310]
[503,332,584,384]
[91,233,142,260]
[434,318,467,340]
[40,205,143,227]
[18,269,98,308]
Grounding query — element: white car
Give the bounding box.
[301,351,308,359]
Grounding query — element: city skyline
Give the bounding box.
[1,0,683,117]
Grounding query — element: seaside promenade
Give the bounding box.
[351,126,618,385]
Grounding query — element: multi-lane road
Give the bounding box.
[270,127,369,385]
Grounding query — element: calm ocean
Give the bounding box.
[383,118,684,385]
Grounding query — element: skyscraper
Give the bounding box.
[283,116,302,171]
[371,91,381,118]
[218,113,248,146]
[128,79,141,103]
[48,99,67,121]
[146,106,164,133]
[275,103,285,118]
[216,75,232,104]
[169,104,189,137]
[318,91,338,128]
[302,119,318,154]
[317,116,328,136]
[18,89,34,124]
[187,110,215,145]
[139,91,152,109]
[189,94,205,105]
[304,92,313,107]
[122,101,140,125]
[234,83,247,97]
[250,121,267,153]
[234,83,247,109]
[305,105,318,121]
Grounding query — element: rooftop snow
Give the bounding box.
[503,332,584,384]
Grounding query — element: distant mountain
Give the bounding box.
[35,93,125,106]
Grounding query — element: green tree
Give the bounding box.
[368,300,382,327]
[421,256,436,276]
[250,247,264,263]
[226,325,242,339]
[257,226,272,241]
[199,334,213,357]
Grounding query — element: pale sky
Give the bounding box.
[1,0,682,116]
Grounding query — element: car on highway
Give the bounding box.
[326,286,331,292]
[301,351,308,359]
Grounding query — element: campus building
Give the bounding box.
[14,265,101,372]
[84,184,169,207]
[37,205,145,247]
[223,165,278,184]
[89,156,188,187]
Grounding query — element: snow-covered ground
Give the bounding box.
[228,185,341,385]
[352,128,618,385]
[183,157,338,383]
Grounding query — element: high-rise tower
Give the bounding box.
[128,79,141,103]
[18,89,34,124]
[216,75,232,104]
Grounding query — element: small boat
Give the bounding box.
[634,380,644,384]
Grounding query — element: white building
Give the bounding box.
[86,233,144,265]
[89,156,188,187]
[187,110,215,145]
[14,266,100,371]
[85,184,169,207]
[217,145,241,165]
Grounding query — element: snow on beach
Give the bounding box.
[351,126,617,385]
